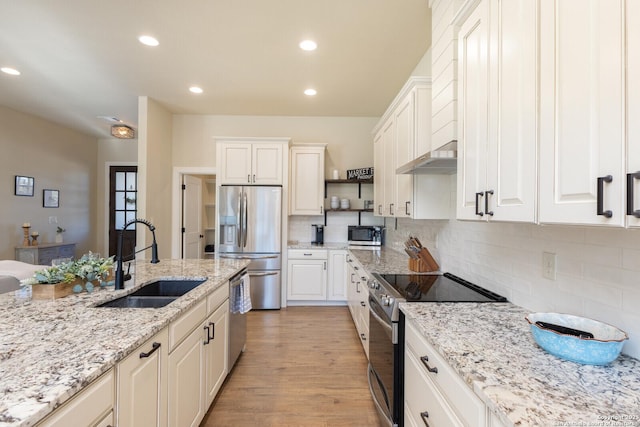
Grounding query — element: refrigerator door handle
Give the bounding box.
[219,254,279,260]
[242,191,248,248]
[249,272,279,277]
[236,193,242,247]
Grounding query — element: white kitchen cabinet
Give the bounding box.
[327,249,348,301]
[117,328,168,427]
[289,144,326,216]
[36,370,114,427]
[539,0,626,226]
[627,0,640,228]
[167,284,229,427]
[216,137,289,185]
[404,318,486,427]
[287,249,327,301]
[204,300,229,407]
[457,0,537,223]
[374,77,450,219]
[346,254,369,357]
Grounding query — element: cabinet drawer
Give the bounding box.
[169,299,207,352]
[207,283,229,314]
[288,249,327,260]
[37,248,58,264]
[57,245,75,258]
[405,320,485,426]
[405,348,463,427]
[37,370,114,427]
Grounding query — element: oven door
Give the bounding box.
[367,295,396,427]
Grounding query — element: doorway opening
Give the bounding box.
[181,174,216,259]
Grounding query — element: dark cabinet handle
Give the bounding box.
[204,325,211,345]
[420,411,431,427]
[247,174,251,183]
[378,204,382,215]
[389,203,394,215]
[209,322,215,340]
[597,175,613,218]
[139,342,161,358]
[360,333,367,341]
[405,201,411,216]
[627,172,640,217]
[420,355,438,374]
[475,192,484,217]
[484,190,494,216]
[320,206,323,214]
[360,301,366,307]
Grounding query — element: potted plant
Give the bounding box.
[69,252,115,291]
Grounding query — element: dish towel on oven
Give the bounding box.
[232,274,252,314]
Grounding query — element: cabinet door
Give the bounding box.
[290,146,325,215]
[252,144,283,184]
[218,143,252,184]
[539,0,625,226]
[327,250,347,301]
[382,118,396,216]
[373,130,385,217]
[117,329,168,427]
[487,0,538,223]
[395,92,415,218]
[287,259,327,300]
[457,0,490,221]
[628,0,640,228]
[168,325,205,427]
[204,301,229,407]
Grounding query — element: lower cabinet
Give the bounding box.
[36,369,114,427]
[168,286,229,427]
[404,318,487,427]
[346,254,369,357]
[287,249,348,304]
[117,328,168,427]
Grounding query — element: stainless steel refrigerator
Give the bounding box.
[218,185,282,309]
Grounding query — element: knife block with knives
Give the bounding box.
[405,236,439,272]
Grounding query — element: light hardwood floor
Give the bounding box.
[201,306,383,427]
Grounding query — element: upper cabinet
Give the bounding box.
[538,0,626,226]
[373,77,450,219]
[456,0,537,223]
[289,144,326,216]
[628,0,640,228]
[216,137,290,185]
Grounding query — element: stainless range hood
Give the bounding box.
[396,140,457,175]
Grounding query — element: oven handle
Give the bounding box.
[369,298,393,334]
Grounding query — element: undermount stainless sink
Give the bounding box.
[96,278,207,308]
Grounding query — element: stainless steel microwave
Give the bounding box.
[348,225,385,246]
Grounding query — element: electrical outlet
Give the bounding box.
[48,216,58,224]
[542,252,557,280]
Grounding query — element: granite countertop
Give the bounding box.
[0,258,249,427]
[287,241,349,250]
[401,303,640,426]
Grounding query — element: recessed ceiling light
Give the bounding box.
[189,86,203,94]
[1,67,21,76]
[138,35,159,47]
[299,40,317,51]
[304,88,317,96]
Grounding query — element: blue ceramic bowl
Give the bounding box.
[525,313,628,365]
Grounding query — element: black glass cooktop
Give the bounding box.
[377,272,507,303]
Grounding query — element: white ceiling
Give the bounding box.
[0,0,431,138]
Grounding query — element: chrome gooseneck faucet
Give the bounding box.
[115,218,159,290]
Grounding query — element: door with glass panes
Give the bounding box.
[109,166,137,260]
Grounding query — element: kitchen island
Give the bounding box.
[0,258,248,427]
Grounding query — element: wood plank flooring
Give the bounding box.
[201,306,383,427]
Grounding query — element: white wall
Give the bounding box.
[386,177,640,359]
[0,105,97,260]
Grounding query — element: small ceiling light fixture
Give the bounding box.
[189,86,203,94]
[304,88,317,96]
[111,124,135,139]
[138,35,159,47]
[1,67,21,76]
[299,40,317,51]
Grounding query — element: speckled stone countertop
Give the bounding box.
[0,258,248,427]
[287,241,349,250]
[401,303,640,427]
[349,247,439,275]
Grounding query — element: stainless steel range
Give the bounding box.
[366,272,507,427]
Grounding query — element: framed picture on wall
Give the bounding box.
[43,189,59,208]
[14,175,34,196]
